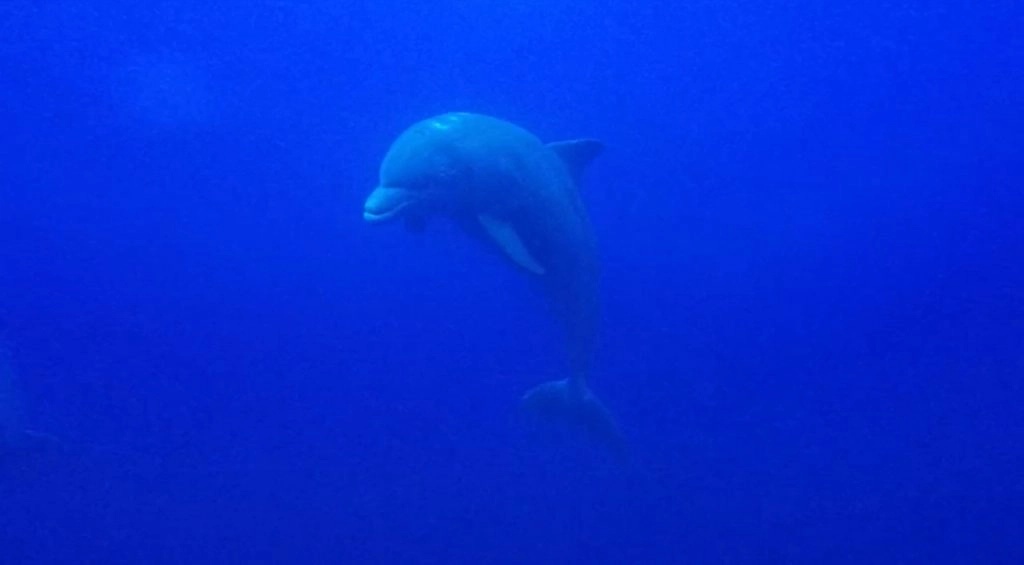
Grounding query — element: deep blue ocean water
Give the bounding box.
[1,1,1022,563]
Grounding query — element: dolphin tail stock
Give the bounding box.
[521,378,625,456]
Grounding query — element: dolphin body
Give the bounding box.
[363,112,623,454]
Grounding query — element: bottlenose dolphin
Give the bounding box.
[363,112,623,454]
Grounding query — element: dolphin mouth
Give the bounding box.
[363,186,419,224]
[362,204,409,224]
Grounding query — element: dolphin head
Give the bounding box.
[363,114,473,226]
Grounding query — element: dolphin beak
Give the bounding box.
[363,186,418,224]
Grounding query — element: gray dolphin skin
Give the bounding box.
[363,112,623,454]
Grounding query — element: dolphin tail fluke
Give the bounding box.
[521,378,625,456]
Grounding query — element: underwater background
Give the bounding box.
[1,1,1022,563]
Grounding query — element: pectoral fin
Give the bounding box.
[477,214,546,275]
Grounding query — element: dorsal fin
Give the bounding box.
[547,139,604,185]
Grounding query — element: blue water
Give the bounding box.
[1,1,1022,563]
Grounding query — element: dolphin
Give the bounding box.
[363,112,624,454]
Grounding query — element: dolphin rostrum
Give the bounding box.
[363,112,623,454]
